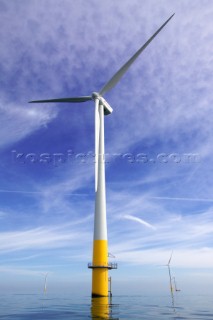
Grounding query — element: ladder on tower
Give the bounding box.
[108,276,112,297]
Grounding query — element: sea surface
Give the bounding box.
[0,293,212,319]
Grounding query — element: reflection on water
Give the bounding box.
[91,296,119,319]
[1,293,213,319]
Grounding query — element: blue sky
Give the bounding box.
[0,0,213,295]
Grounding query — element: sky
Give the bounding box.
[0,0,213,295]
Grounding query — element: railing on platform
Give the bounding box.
[88,262,118,269]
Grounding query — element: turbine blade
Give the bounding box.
[29,96,92,103]
[168,251,173,265]
[99,13,175,96]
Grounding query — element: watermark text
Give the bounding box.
[11,150,200,167]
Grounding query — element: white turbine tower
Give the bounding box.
[29,14,174,297]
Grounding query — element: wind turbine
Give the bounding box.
[158,251,173,291]
[166,251,173,294]
[29,14,174,297]
[41,272,48,294]
[162,252,176,312]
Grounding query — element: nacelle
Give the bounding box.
[92,92,113,116]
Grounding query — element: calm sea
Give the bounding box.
[0,293,212,319]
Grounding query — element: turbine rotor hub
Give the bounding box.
[92,92,100,100]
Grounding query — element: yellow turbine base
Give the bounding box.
[92,240,108,297]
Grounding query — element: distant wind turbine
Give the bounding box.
[162,252,176,311]
[108,252,116,258]
[42,272,48,294]
[166,251,174,294]
[159,251,174,293]
[29,13,174,297]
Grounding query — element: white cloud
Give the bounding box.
[123,214,156,230]
[105,184,213,268]
[0,266,46,276]
[149,196,213,203]
[111,248,213,269]
[0,217,92,253]
[0,101,58,148]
